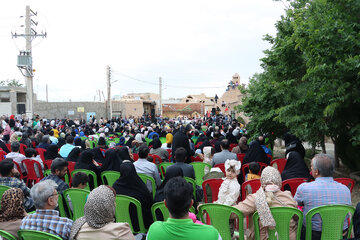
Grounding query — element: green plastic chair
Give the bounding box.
[63,188,90,220]
[71,169,98,191]
[101,171,120,186]
[305,204,355,240]
[184,177,197,200]
[114,138,120,144]
[158,162,174,179]
[145,137,152,146]
[80,136,87,141]
[115,195,147,233]
[253,207,303,240]
[43,169,51,177]
[138,173,156,199]
[190,162,211,186]
[0,185,11,210]
[89,140,97,149]
[57,193,67,217]
[198,203,244,240]
[18,230,62,240]
[159,137,166,144]
[151,201,170,221]
[0,230,16,240]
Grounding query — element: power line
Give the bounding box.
[111,70,227,89]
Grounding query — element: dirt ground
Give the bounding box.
[273,146,360,206]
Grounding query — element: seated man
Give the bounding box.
[6,142,26,174]
[40,158,69,194]
[212,139,238,166]
[134,144,161,192]
[167,147,195,179]
[37,135,51,150]
[147,177,221,240]
[295,154,351,240]
[258,135,272,155]
[0,158,34,211]
[59,136,75,158]
[20,180,73,239]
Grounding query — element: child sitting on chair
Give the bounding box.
[246,162,261,181]
[215,159,241,206]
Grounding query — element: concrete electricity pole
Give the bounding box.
[12,5,46,119]
[159,77,162,116]
[106,65,112,120]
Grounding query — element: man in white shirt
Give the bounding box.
[134,144,161,193]
[6,142,26,173]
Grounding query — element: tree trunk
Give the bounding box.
[331,137,339,168]
[321,136,326,153]
[311,143,316,156]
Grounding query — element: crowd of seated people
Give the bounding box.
[0,114,357,240]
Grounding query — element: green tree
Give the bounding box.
[0,79,24,87]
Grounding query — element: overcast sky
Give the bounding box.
[0,0,285,102]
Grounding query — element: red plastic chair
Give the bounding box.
[100,148,107,156]
[281,178,308,196]
[13,161,25,180]
[241,162,268,182]
[67,161,76,185]
[5,143,11,152]
[22,159,44,187]
[132,153,139,161]
[214,163,225,174]
[149,154,162,164]
[237,153,246,163]
[202,178,224,203]
[0,149,7,160]
[335,178,355,193]
[229,143,237,152]
[44,160,53,170]
[267,154,273,162]
[241,179,261,200]
[191,155,203,162]
[19,143,27,155]
[270,158,287,174]
[166,149,172,159]
[195,141,203,149]
[36,148,47,161]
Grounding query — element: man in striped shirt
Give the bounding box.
[21,180,73,239]
[294,154,351,240]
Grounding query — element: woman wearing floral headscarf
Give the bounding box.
[70,185,134,240]
[235,166,298,240]
[0,188,27,238]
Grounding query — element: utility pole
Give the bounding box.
[12,6,46,119]
[106,65,112,120]
[159,77,162,116]
[46,84,48,102]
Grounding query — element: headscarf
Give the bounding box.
[254,167,282,228]
[67,147,81,162]
[224,159,241,175]
[239,137,249,153]
[102,149,123,172]
[70,185,116,240]
[97,137,106,147]
[75,150,96,170]
[166,133,173,144]
[152,138,162,149]
[45,144,61,160]
[281,151,310,181]
[116,147,133,162]
[91,147,105,163]
[57,137,66,148]
[135,133,143,143]
[0,188,26,222]
[118,137,125,146]
[79,131,85,137]
[74,138,82,147]
[154,166,183,203]
[243,141,269,165]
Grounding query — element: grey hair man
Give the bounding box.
[6,142,26,173]
[294,154,351,240]
[20,180,73,239]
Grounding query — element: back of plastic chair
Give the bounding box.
[190,155,203,162]
[184,177,197,200]
[237,153,246,163]
[241,179,261,201]
[305,204,355,240]
[241,162,268,182]
[43,160,53,170]
[334,178,355,193]
[166,149,172,161]
[19,143,27,155]
[229,143,237,151]
[18,230,63,240]
[159,137,166,144]
[0,229,16,240]
[270,158,287,174]
[12,161,25,180]
[190,162,212,186]
[267,154,273,162]
[132,153,139,161]
[148,154,162,164]
[281,178,307,197]
[5,143,11,152]
[253,207,303,240]
[214,163,225,174]
[35,148,47,161]
[101,171,120,186]
[138,173,156,199]
[0,185,11,210]
[115,195,147,233]
[151,201,170,221]
[198,203,244,240]
[57,193,67,217]
[158,162,174,179]
[0,150,6,160]
[202,178,223,203]
[22,159,44,187]
[71,169,98,191]
[63,188,90,220]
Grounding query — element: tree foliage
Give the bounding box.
[238,0,360,169]
[0,79,24,87]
